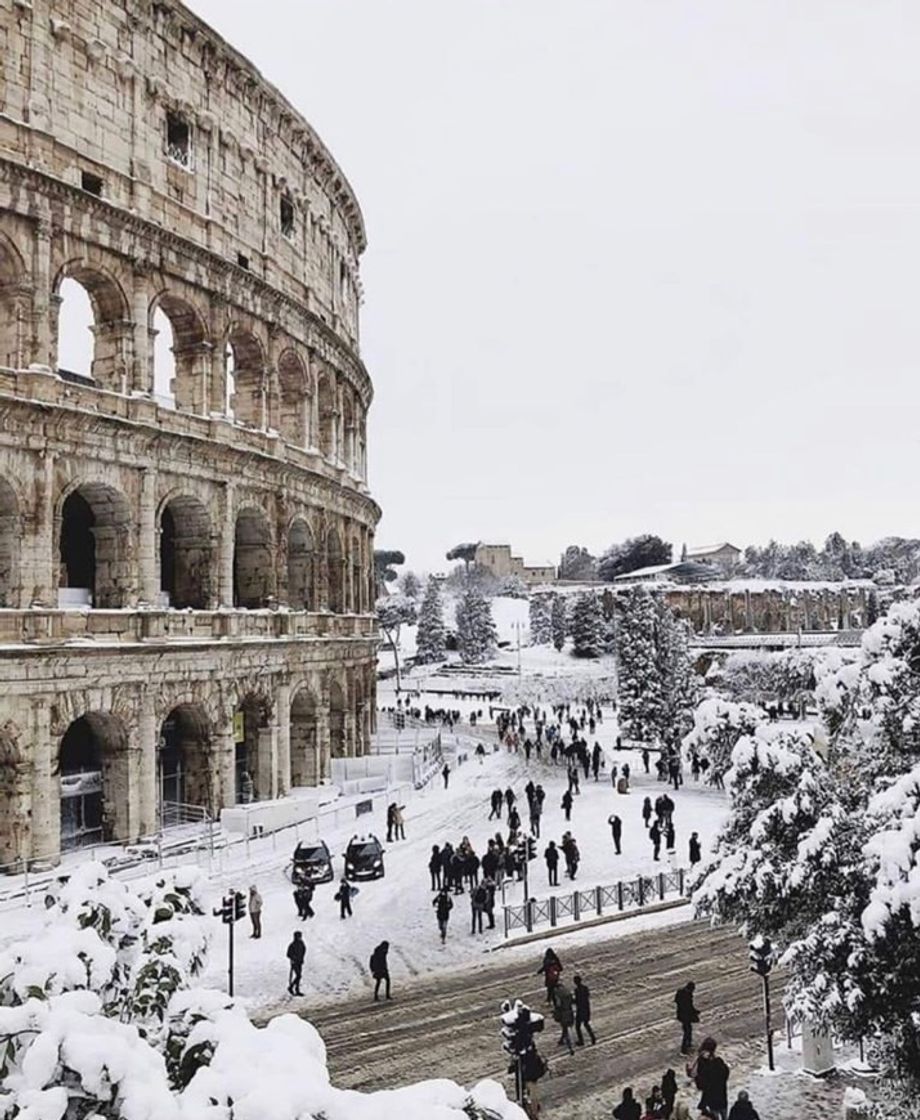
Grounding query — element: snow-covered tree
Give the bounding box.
[415,578,446,664]
[376,593,417,691]
[551,594,568,652]
[571,592,604,658]
[681,697,764,783]
[616,586,665,743]
[529,592,554,646]
[456,585,497,665]
[399,570,422,599]
[656,604,699,747]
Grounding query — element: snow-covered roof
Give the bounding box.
[612,562,677,580]
[686,543,741,556]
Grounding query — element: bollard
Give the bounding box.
[550,896,557,927]
[658,872,665,900]
[573,890,580,922]
[595,886,602,915]
[637,876,645,907]
[617,881,624,910]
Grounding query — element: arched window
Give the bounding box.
[159,495,212,609]
[58,483,133,609]
[233,508,274,608]
[289,688,318,786]
[287,519,314,610]
[0,477,20,607]
[56,278,95,380]
[158,704,212,823]
[58,713,127,850]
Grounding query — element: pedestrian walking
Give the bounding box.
[429,844,442,890]
[613,1087,641,1120]
[505,787,516,812]
[294,882,314,919]
[650,820,662,861]
[335,877,354,919]
[573,973,596,1046]
[661,1068,678,1116]
[665,821,676,853]
[561,788,573,822]
[433,888,453,942]
[544,840,560,886]
[386,802,395,843]
[489,788,503,820]
[286,930,305,996]
[642,747,650,774]
[529,800,542,838]
[393,804,406,840]
[675,981,699,1054]
[369,940,391,1000]
[537,947,562,1003]
[608,813,622,854]
[442,763,450,789]
[689,832,701,867]
[688,1038,730,1120]
[470,881,488,934]
[248,885,263,939]
[551,980,575,1055]
[642,796,652,829]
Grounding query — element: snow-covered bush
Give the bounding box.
[528,592,554,646]
[571,592,604,658]
[416,578,447,664]
[456,585,497,664]
[616,586,664,743]
[681,697,764,783]
[0,864,525,1120]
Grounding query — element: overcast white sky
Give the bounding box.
[189,0,920,573]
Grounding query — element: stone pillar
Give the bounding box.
[255,723,278,802]
[137,700,158,837]
[276,681,291,797]
[212,720,236,815]
[344,709,356,758]
[309,368,320,450]
[29,703,57,866]
[316,691,330,782]
[333,380,343,463]
[138,467,158,605]
[301,392,311,449]
[219,481,235,607]
[131,267,151,393]
[112,723,144,843]
[29,449,55,606]
[31,218,53,370]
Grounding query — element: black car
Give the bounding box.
[344,834,385,881]
[289,840,334,885]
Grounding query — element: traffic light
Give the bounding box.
[749,935,773,977]
[219,895,234,924]
[233,891,246,921]
[526,836,537,861]
[499,1000,544,1058]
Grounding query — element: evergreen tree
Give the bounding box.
[616,586,665,743]
[529,592,554,646]
[656,603,699,747]
[551,594,568,652]
[456,585,497,664]
[415,578,447,664]
[571,592,604,658]
[399,570,422,599]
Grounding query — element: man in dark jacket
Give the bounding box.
[691,1038,730,1120]
[369,940,391,1000]
[572,973,596,1045]
[675,981,699,1053]
[294,883,315,919]
[689,831,702,866]
[561,789,573,822]
[608,813,623,855]
[649,819,662,861]
[286,930,305,996]
[335,878,353,919]
[544,841,559,886]
[727,1090,760,1120]
[433,888,453,942]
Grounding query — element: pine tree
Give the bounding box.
[529,591,554,645]
[415,578,447,664]
[456,585,497,664]
[551,594,568,652]
[616,586,665,743]
[656,602,699,747]
[572,592,604,658]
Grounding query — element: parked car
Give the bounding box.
[288,840,334,886]
[344,834,385,881]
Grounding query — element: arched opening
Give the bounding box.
[227,330,266,429]
[150,293,208,414]
[290,688,319,786]
[325,527,344,613]
[234,694,272,803]
[0,724,26,869]
[329,678,346,760]
[58,713,126,851]
[287,519,314,610]
[158,704,212,825]
[54,265,130,390]
[233,507,274,609]
[317,370,336,460]
[0,235,28,370]
[58,482,133,608]
[0,477,20,607]
[278,349,309,447]
[159,495,212,609]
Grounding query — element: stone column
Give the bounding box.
[137,699,158,837]
[28,449,55,606]
[138,467,158,605]
[276,681,291,798]
[212,719,236,815]
[256,723,278,802]
[131,267,151,393]
[344,709,356,758]
[219,481,235,607]
[316,680,330,781]
[31,218,53,370]
[309,364,320,450]
[29,703,57,866]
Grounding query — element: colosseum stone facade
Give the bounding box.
[0,0,380,868]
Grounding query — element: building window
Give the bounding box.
[280,193,295,239]
[166,111,192,169]
[81,171,103,196]
[237,252,250,271]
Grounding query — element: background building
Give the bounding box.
[0,0,379,868]
[473,543,556,586]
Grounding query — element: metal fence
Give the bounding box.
[503,868,687,938]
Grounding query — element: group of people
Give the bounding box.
[543,833,580,883]
[535,948,596,1057]
[428,834,502,938]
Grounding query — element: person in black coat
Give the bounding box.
[561,789,573,822]
[689,832,702,866]
[690,1038,730,1120]
[661,1068,678,1116]
[544,841,560,886]
[612,1087,641,1120]
[727,1090,760,1120]
[649,820,662,861]
[675,981,699,1054]
[369,941,391,1000]
[294,882,314,919]
[608,813,623,855]
[286,930,305,995]
[433,888,453,942]
[429,844,442,890]
[572,974,596,1045]
[642,796,653,829]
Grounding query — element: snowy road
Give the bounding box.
[304,919,776,1120]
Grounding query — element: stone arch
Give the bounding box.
[53,260,131,390]
[329,675,346,759]
[325,524,345,613]
[159,493,213,609]
[0,475,21,608]
[0,233,29,370]
[227,327,267,429]
[0,721,27,869]
[57,712,128,850]
[289,684,319,786]
[149,291,210,414]
[57,480,134,608]
[158,703,213,821]
[287,517,314,610]
[234,690,273,803]
[278,348,309,447]
[316,368,337,460]
[233,505,275,608]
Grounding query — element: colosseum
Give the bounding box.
[0,0,380,869]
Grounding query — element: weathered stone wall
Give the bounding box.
[0,0,381,869]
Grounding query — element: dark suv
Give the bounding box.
[290,840,334,886]
[344,834,385,881]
